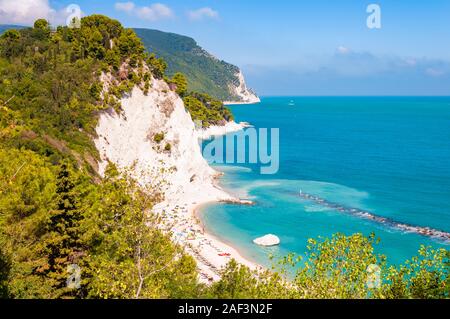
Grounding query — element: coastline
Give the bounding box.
[223,100,260,106]
[154,169,263,284]
[191,200,262,280]
[197,121,252,140]
[94,82,263,284]
[162,123,263,283]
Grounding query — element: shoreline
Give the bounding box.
[156,171,263,284]
[95,83,263,284]
[190,199,262,278]
[223,100,260,106]
[197,121,251,140]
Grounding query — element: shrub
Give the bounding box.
[153,132,164,144]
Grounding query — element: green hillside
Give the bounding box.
[0,25,25,34]
[134,28,240,101]
[0,26,244,101]
[0,20,447,300]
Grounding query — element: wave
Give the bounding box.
[303,205,331,213]
[213,165,253,173]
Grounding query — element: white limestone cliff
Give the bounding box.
[94,76,259,282]
[224,70,260,105]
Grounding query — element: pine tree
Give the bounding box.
[44,163,84,297]
[0,248,11,298]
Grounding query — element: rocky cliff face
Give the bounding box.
[134,28,260,103]
[225,70,261,105]
[94,76,232,205]
[94,74,259,283]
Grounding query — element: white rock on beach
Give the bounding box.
[253,234,280,247]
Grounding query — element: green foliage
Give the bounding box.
[146,53,167,79]
[118,30,145,58]
[0,17,200,299]
[153,132,165,144]
[183,92,234,127]
[292,233,385,298]
[41,163,85,297]
[33,19,50,31]
[0,15,154,159]
[171,72,187,97]
[382,246,449,299]
[0,247,11,298]
[164,143,171,152]
[207,260,289,299]
[209,233,449,299]
[0,148,57,298]
[82,167,199,298]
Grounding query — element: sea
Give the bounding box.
[199,96,450,267]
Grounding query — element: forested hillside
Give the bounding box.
[134,28,243,101]
[0,16,202,298]
[1,25,256,103]
[0,25,25,35]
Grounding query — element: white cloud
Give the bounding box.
[404,58,417,66]
[137,3,173,21]
[425,68,445,77]
[114,2,173,21]
[187,7,219,21]
[0,0,83,26]
[0,0,55,25]
[115,2,135,13]
[336,46,351,55]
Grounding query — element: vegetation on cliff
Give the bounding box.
[0,15,204,299]
[134,28,242,101]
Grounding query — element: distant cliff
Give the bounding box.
[134,28,259,104]
[0,25,25,34]
[0,25,259,103]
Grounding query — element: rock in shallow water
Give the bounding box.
[253,234,280,247]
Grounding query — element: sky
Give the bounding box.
[1,0,450,95]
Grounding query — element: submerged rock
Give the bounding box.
[253,234,280,247]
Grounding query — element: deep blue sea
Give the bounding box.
[200,97,450,267]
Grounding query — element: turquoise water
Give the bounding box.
[200,97,450,267]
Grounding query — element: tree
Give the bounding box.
[33,19,51,40]
[34,19,50,31]
[292,233,386,299]
[382,246,449,299]
[84,166,199,299]
[43,163,84,297]
[172,73,188,97]
[0,248,11,298]
[208,259,288,299]
[147,53,167,79]
[117,29,145,59]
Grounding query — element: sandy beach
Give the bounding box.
[154,171,262,284]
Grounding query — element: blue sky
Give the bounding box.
[2,0,450,95]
